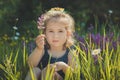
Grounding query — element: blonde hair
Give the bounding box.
[41,7,75,49]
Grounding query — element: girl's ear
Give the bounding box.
[67,30,72,36]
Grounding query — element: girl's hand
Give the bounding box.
[35,34,45,49]
[54,62,69,72]
[42,64,56,75]
[41,64,56,80]
[54,72,63,80]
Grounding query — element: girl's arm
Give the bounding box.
[28,47,44,67]
[28,34,45,67]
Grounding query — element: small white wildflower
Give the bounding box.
[108,10,113,14]
[16,18,19,21]
[91,48,101,56]
[16,32,20,36]
[13,26,18,30]
[14,36,19,40]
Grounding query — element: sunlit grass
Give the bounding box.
[0,24,120,80]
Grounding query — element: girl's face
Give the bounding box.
[45,21,68,48]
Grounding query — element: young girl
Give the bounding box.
[25,7,77,80]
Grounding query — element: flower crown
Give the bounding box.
[49,7,64,12]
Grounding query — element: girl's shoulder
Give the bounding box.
[68,45,78,56]
[68,45,76,51]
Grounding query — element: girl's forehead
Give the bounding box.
[46,21,67,29]
[47,17,69,25]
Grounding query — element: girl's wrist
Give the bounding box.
[36,46,44,50]
[35,47,44,54]
[63,65,74,73]
[62,64,69,73]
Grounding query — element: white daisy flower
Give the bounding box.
[91,48,101,55]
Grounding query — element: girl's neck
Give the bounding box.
[50,46,63,52]
[48,46,66,58]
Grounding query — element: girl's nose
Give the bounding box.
[53,33,58,38]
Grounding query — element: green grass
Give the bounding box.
[0,38,119,80]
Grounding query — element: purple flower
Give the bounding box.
[112,41,117,50]
[37,14,45,34]
[91,33,96,42]
[88,24,94,32]
[95,33,101,46]
[78,37,85,43]
[107,32,114,42]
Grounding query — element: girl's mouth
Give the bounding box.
[53,40,59,42]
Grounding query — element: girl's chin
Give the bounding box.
[50,43,64,48]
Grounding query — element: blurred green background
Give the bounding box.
[0,1,120,79]
[0,0,120,38]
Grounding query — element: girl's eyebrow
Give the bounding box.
[47,28,63,30]
[47,28,62,30]
[46,28,52,30]
[58,29,63,30]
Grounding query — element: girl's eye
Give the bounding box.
[49,31,53,32]
[59,30,63,32]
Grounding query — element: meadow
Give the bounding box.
[0,19,120,80]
